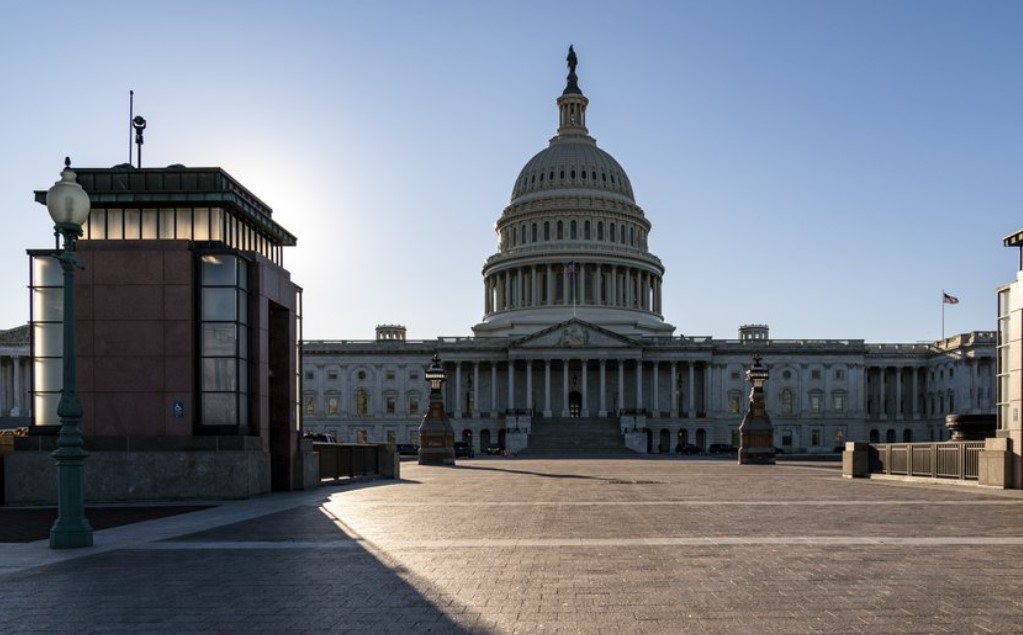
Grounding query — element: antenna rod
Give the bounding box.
[129,90,134,166]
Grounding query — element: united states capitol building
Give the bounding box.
[303,50,995,455]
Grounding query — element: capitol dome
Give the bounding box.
[473,47,675,339]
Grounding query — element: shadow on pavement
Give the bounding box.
[453,462,611,481]
[0,497,491,634]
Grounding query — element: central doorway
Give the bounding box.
[568,390,582,418]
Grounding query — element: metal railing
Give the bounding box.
[870,442,984,481]
[313,443,384,481]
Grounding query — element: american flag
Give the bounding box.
[943,292,959,305]
[565,261,576,275]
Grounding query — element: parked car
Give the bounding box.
[453,441,475,458]
[395,443,419,457]
[484,444,504,455]
[675,443,702,455]
[304,432,338,444]
[707,443,738,454]
[774,447,785,455]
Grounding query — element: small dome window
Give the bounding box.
[539,173,544,182]
[530,174,535,183]
[571,170,576,179]
[601,173,607,182]
[581,171,587,179]
[549,171,554,180]
[560,170,565,179]
[610,175,615,184]
[592,171,597,180]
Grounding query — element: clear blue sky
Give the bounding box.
[1,1,1020,342]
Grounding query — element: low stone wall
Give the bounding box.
[4,449,270,505]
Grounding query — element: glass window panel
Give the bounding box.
[33,357,63,393]
[32,322,63,357]
[107,209,123,239]
[124,209,141,239]
[32,255,63,287]
[32,287,63,322]
[210,208,224,241]
[176,209,193,239]
[202,393,237,426]
[201,255,237,286]
[238,396,249,427]
[237,290,248,325]
[87,211,106,239]
[34,393,61,427]
[141,210,158,239]
[201,323,237,357]
[159,209,175,238]
[202,358,237,391]
[237,259,248,291]
[238,324,248,359]
[201,288,237,321]
[239,363,249,392]
[193,208,210,240]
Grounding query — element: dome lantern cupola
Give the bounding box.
[557,45,589,138]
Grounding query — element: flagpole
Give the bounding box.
[941,290,945,341]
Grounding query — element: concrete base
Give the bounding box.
[979,437,1013,488]
[4,449,270,505]
[842,441,871,479]
[624,431,647,454]
[505,430,529,455]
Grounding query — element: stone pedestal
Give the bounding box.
[738,355,775,465]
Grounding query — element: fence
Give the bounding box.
[313,442,387,481]
[869,442,985,481]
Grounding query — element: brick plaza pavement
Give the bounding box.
[3,457,1023,634]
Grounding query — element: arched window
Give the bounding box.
[557,221,563,240]
[544,222,550,241]
[531,223,537,242]
[584,220,591,239]
[610,223,616,242]
[520,225,526,245]
[570,220,577,239]
[885,429,897,443]
[356,389,369,416]
[902,429,913,442]
[781,389,793,414]
[597,221,604,240]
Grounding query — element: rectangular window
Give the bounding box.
[327,395,339,415]
[199,254,249,429]
[833,393,845,412]
[729,396,740,414]
[811,370,821,380]
[386,371,396,381]
[386,396,396,415]
[811,427,821,446]
[304,394,315,415]
[809,394,821,413]
[834,369,845,380]
[409,395,420,415]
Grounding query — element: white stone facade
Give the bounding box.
[0,325,31,424]
[302,51,995,454]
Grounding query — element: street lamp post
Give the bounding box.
[46,158,93,549]
[417,353,455,465]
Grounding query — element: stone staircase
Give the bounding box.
[521,417,634,455]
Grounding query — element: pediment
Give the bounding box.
[511,319,636,350]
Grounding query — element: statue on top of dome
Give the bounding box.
[564,45,581,95]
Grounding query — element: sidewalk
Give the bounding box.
[3,457,1023,633]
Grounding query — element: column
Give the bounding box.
[702,363,711,416]
[670,361,678,418]
[11,356,21,417]
[688,362,696,418]
[531,267,538,307]
[490,363,497,415]
[581,360,589,417]
[911,367,919,419]
[0,357,8,415]
[895,366,904,420]
[562,359,570,417]
[823,364,832,414]
[617,360,625,414]
[879,367,886,417]
[652,362,659,417]
[473,363,480,417]
[526,360,533,412]
[546,265,553,306]
[507,361,515,413]
[609,266,617,307]
[484,277,491,314]
[599,359,607,417]
[971,360,980,413]
[544,359,552,417]
[455,361,463,418]
[635,361,644,411]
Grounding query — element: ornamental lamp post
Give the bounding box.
[417,353,455,465]
[46,158,94,549]
[738,353,776,466]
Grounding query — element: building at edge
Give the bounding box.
[302,50,996,456]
